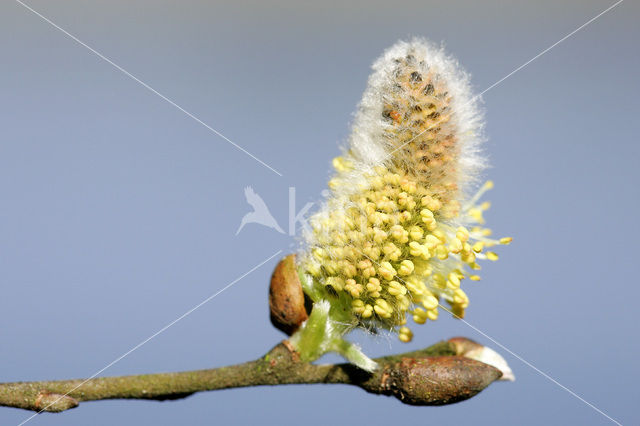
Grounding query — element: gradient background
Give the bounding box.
[1,0,638,424]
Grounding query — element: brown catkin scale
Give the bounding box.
[269,254,309,335]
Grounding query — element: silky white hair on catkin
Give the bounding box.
[349,38,486,194]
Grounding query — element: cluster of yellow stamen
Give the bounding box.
[301,48,510,343]
[305,162,510,342]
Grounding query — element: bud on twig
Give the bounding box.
[34,392,79,412]
[387,356,502,405]
[269,254,309,335]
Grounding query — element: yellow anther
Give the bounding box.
[378,262,397,280]
[484,180,494,190]
[472,241,485,252]
[352,299,365,314]
[456,226,469,243]
[436,245,449,260]
[421,196,442,212]
[447,272,461,289]
[454,289,469,306]
[500,237,513,245]
[368,211,384,226]
[366,277,382,297]
[362,304,373,318]
[398,260,415,276]
[306,262,322,277]
[422,295,439,310]
[326,276,345,291]
[345,279,364,297]
[404,197,417,210]
[413,308,428,324]
[372,228,387,244]
[374,299,393,318]
[424,236,440,250]
[383,242,401,261]
[398,326,413,343]
[408,225,424,241]
[426,309,439,321]
[390,225,409,243]
[486,251,499,261]
[449,237,463,254]
[312,248,327,262]
[427,198,442,211]
[400,178,417,193]
[328,178,340,190]
[469,274,481,281]
[461,250,476,264]
[480,201,491,211]
[387,280,407,297]
[420,208,435,222]
[357,259,376,279]
[341,261,357,278]
[408,241,421,256]
[405,277,426,296]
[363,244,381,261]
[324,260,339,274]
[357,259,371,270]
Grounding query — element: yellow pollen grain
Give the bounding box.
[398,326,413,343]
[486,251,499,261]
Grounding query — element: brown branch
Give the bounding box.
[0,337,504,413]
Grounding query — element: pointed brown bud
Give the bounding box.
[269,254,309,335]
[389,356,502,405]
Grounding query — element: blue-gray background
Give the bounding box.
[1,0,638,424]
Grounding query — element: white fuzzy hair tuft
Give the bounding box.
[349,37,486,194]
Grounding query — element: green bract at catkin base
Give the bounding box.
[290,38,511,372]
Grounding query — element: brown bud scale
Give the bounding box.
[269,254,309,335]
[389,356,502,405]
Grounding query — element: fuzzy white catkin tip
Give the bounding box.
[348,38,486,191]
